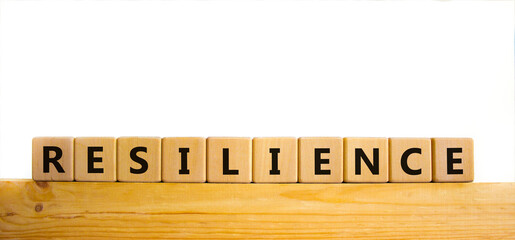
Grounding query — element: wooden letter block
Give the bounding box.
[432,138,474,182]
[253,137,297,183]
[389,138,431,183]
[32,137,74,181]
[207,137,251,183]
[162,137,206,183]
[298,137,343,183]
[74,137,116,182]
[344,137,388,183]
[117,137,161,182]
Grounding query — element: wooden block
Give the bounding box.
[74,137,116,182]
[117,137,161,182]
[432,138,474,182]
[252,137,297,183]
[32,137,74,181]
[298,137,343,183]
[389,138,431,183]
[344,137,388,183]
[206,137,251,183]
[2,180,515,239]
[162,137,206,183]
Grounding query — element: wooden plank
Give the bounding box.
[0,180,514,239]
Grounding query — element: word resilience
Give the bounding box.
[32,137,473,183]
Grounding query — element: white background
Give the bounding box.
[0,1,513,182]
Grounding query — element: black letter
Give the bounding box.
[88,146,104,173]
[401,148,422,175]
[43,146,65,173]
[130,146,148,174]
[223,148,238,175]
[355,148,379,175]
[179,148,190,174]
[447,148,463,174]
[315,148,331,175]
[269,148,280,175]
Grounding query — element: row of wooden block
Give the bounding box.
[32,137,474,183]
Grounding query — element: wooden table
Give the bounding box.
[1,180,514,239]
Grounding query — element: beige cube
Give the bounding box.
[162,137,206,182]
[344,137,388,183]
[207,137,251,183]
[117,137,161,182]
[298,137,343,183]
[432,138,474,182]
[253,137,297,183]
[74,137,116,182]
[389,138,431,182]
[32,137,74,181]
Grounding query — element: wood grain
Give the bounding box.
[1,180,513,239]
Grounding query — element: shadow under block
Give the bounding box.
[298,137,343,183]
[207,137,251,183]
[344,138,388,183]
[162,137,206,183]
[32,137,74,181]
[2,180,514,239]
[252,137,297,183]
[389,138,431,183]
[432,138,474,182]
[117,137,161,182]
[74,137,116,182]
